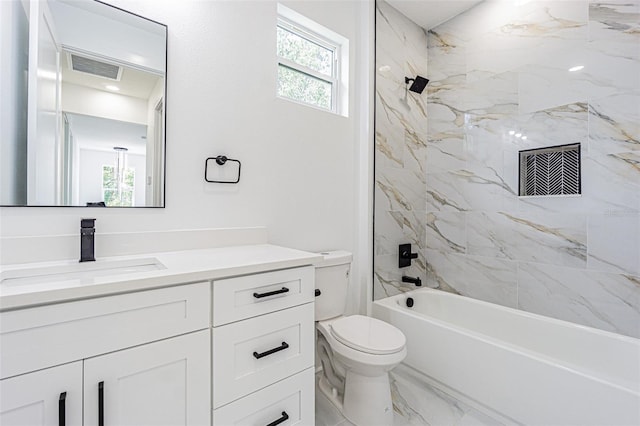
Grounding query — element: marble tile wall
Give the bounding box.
[374,0,640,339]
[374,0,429,298]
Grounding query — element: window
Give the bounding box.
[276,4,348,115]
[102,165,135,206]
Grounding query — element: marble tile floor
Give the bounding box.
[316,363,504,426]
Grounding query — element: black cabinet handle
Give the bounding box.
[58,392,66,426]
[253,287,289,299]
[253,342,289,359]
[265,411,289,426]
[98,381,104,426]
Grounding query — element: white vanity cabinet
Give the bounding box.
[211,266,316,425]
[0,362,83,426]
[0,244,321,426]
[0,282,211,426]
[83,330,210,426]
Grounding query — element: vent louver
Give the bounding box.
[519,143,581,196]
[70,54,121,80]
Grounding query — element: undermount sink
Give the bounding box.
[0,258,166,286]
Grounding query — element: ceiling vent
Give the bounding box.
[69,54,122,81]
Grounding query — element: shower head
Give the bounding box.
[405,75,429,94]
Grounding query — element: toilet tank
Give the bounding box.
[314,251,352,321]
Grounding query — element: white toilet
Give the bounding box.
[314,251,407,426]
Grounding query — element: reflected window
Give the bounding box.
[102,165,135,207]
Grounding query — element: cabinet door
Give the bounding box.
[0,361,82,426]
[83,330,210,426]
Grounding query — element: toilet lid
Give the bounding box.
[330,315,406,355]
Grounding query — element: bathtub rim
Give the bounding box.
[373,287,640,395]
[374,287,640,345]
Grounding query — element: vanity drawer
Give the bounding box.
[0,282,210,379]
[212,302,314,408]
[212,367,314,426]
[212,266,314,326]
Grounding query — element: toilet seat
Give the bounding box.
[330,315,405,355]
[317,319,407,369]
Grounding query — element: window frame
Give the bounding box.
[276,15,341,113]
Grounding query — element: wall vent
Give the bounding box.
[69,54,122,80]
[519,143,581,196]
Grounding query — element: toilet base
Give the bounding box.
[315,317,405,426]
[342,370,395,426]
[318,374,344,411]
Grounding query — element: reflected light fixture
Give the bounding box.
[568,65,584,72]
[105,85,120,91]
[113,146,128,203]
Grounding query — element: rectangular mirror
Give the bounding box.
[1,0,167,207]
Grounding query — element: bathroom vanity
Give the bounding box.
[0,244,320,425]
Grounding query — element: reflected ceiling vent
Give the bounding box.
[69,53,123,81]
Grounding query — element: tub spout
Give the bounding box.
[402,275,422,286]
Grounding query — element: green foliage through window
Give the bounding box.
[102,165,135,207]
[277,27,333,76]
[277,65,331,110]
[276,18,338,112]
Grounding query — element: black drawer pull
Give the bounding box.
[265,411,289,426]
[98,381,104,426]
[59,392,66,426]
[253,342,289,359]
[253,287,289,299]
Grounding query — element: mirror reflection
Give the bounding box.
[1,0,167,207]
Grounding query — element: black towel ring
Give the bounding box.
[205,155,241,184]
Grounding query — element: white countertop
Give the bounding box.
[0,244,323,311]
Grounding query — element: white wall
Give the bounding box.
[0,0,374,313]
[62,82,147,124]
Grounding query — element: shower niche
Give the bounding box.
[518,143,581,197]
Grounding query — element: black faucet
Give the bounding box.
[80,218,96,262]
[402,275,422,286]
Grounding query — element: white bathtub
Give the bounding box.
[372,288,640,426]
